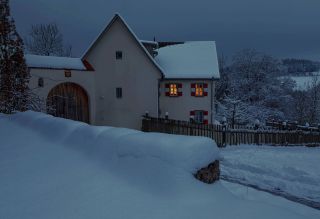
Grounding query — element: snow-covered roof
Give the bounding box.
[155,41,220,79]
[25,54,87,70]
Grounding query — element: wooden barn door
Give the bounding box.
[47,83,89,123]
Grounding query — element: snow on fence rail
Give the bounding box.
[141,117,320,147]
[266,120,320,132]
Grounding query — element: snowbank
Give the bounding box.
[8,111,219,173]
[1,112,319,219]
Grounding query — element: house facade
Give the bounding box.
[26,14,220,130]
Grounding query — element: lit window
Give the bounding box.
[169,84,178,96]
[116,51,123,60]
[194,111,204,123]
[195,84,204,96]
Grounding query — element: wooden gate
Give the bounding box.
[47,83,89,123]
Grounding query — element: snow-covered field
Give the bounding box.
[279,73,320,91]
[0,112,319,219]
[291,76,320,91]
[221,145,320,205]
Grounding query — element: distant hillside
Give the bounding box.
[279,74,320,91]
[281,59,320,76]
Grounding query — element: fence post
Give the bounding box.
[254,132,259,145]
[222,125,227,147]
[141,116,150,132]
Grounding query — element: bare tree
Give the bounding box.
[25,23,72,57]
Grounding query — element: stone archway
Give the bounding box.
[47,82,89,123]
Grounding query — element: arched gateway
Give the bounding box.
[47,83,89,123]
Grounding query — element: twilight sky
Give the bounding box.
[11,0,320,61]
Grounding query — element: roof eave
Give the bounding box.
[27,66,90,71]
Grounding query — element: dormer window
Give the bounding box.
[116,51,123,60]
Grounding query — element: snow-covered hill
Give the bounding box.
[0,112,319,219]
[279,72,320,91]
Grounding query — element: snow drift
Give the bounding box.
[1,111,319,219]
[7,111,219,173]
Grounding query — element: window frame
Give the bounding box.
[116,87,122,98]
[169,83,178,96]
[64,70,71,78]
[194,110,204,124]
[116,51,123,60]
[195,83,204,97]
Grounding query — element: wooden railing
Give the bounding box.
[141,117,320,147]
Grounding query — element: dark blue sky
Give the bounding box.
[11,0,320,61]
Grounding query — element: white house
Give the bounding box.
[26,14,220,130]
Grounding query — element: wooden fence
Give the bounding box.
[141,117,320,147]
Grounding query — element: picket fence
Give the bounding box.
[141,117,320,147]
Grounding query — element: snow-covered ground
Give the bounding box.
[290,76,320,91]
[221,145,320,205]
[0,112,319,219]
[279,73,320,91]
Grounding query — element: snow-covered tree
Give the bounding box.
[292,90,309,124]
[0,0,30,113]
[25,23,72,57]
[216,49,295,125]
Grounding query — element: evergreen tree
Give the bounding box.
[0,0,30,113]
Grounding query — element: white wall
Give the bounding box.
[84,18,162,129]
[29,68,96,123]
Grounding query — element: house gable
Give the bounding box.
[80,14,162,129]
[82,14,164,78]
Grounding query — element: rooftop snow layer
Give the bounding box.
[155,41,220,79]
[25,54,86,70]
